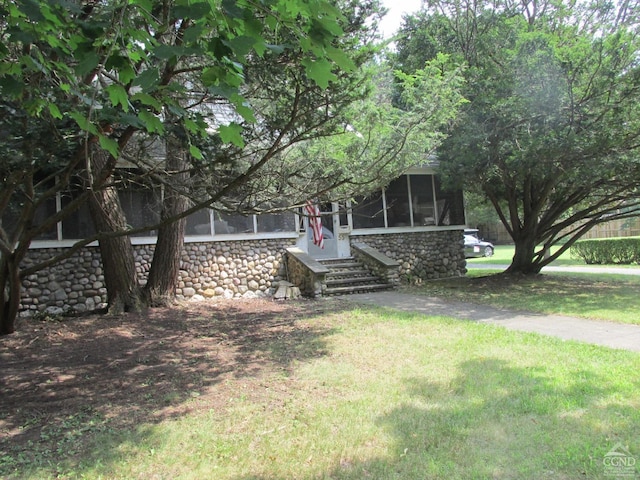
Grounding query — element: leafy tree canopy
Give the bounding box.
[0,0,352,157]
[394,0,640,274]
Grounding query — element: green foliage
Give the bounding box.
[464,191,502,227]
[261,54,466,203]
[571,237,640,265]
[0,0,353,160]
[0,0,373,237]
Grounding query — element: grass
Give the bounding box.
[421,273,640,325]
[10,307,640,480]
[452,244,640,324]
[468,244,584,266]
[468,244,638,267]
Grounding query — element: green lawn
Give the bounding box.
[468,244,585,265]
[426,272,640,325]
[468,244,637,267]
[9,307,640,480]
[455,245,640,325]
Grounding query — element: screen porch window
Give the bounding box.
[352,174,465,229]
[118,180,162,237]
[352,192,386,229]
[183,208,297,236]
[61,178,95,239]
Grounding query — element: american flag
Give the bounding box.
[305,201,324,249]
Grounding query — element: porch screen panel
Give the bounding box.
[61,178,95,239]
[216,212,254,234]
[34,199,58,239]
[352,193,385,228]
[186,208,212,235]
[409,175,436,226]
[257,211,296,233]
[3,176,58,240]
[118,182,162,237]
[434,177,465,226]
[385,176,411,227]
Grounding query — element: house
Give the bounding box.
[17,165,466,315]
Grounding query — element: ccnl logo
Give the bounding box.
[603,443,637,478]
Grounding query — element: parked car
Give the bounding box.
[464,229,494,258]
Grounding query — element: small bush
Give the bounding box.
[571,237,640,265]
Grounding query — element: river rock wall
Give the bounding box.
[19,230,464,315]
[19,238,296,316]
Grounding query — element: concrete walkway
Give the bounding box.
[346,291,640,353]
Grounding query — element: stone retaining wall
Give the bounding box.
[19,230,464,315]
[20,238,296,315]
[284,247,329,297]
[351,242,401,287]
[350,230,466,282]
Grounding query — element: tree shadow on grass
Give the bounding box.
[423,273,640,321]
[238,355,640,480]
[0,297,343,478]
[348,357,639,479]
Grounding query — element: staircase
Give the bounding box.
[319,257,394,296]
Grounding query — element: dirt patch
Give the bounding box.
[0,297,343,475]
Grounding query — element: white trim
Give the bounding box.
[28,225,462,250]
[431,175,439,222]
[382,188,388,228]
[405,165,437,175]
[28,239,100,249]
[28,231,300,249]
[183,232,298,243]
[406,175,414,227]
[55,191,63,241]
[351,225,464,236]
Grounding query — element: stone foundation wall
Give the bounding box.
[350,230,466,282]
[19,230,464,315]
[20,238,296,315]
[20,249,106,315]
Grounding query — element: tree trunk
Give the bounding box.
[87,148,144,314]
[143,133,190,306]
[0,254,21,335]
[505,235,542,275]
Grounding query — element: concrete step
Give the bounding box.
[326,269,372,278]
[319,258,359,268]
[325,283,393,295]
[325,275,380,286]
[318,256,393,296]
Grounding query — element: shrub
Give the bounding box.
[571,237,640,265]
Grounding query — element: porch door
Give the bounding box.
[307,202,351,259]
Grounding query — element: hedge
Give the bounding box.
[571,237,640,265]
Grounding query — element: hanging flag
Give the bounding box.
[305,200,324,249]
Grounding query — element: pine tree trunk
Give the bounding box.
[144,214,187,306]
[0,254,21,335]
[87,148,144,314]
[143,134,189,306]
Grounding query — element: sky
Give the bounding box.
[378,0,423,38]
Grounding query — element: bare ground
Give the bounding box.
[0,297,345,476]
